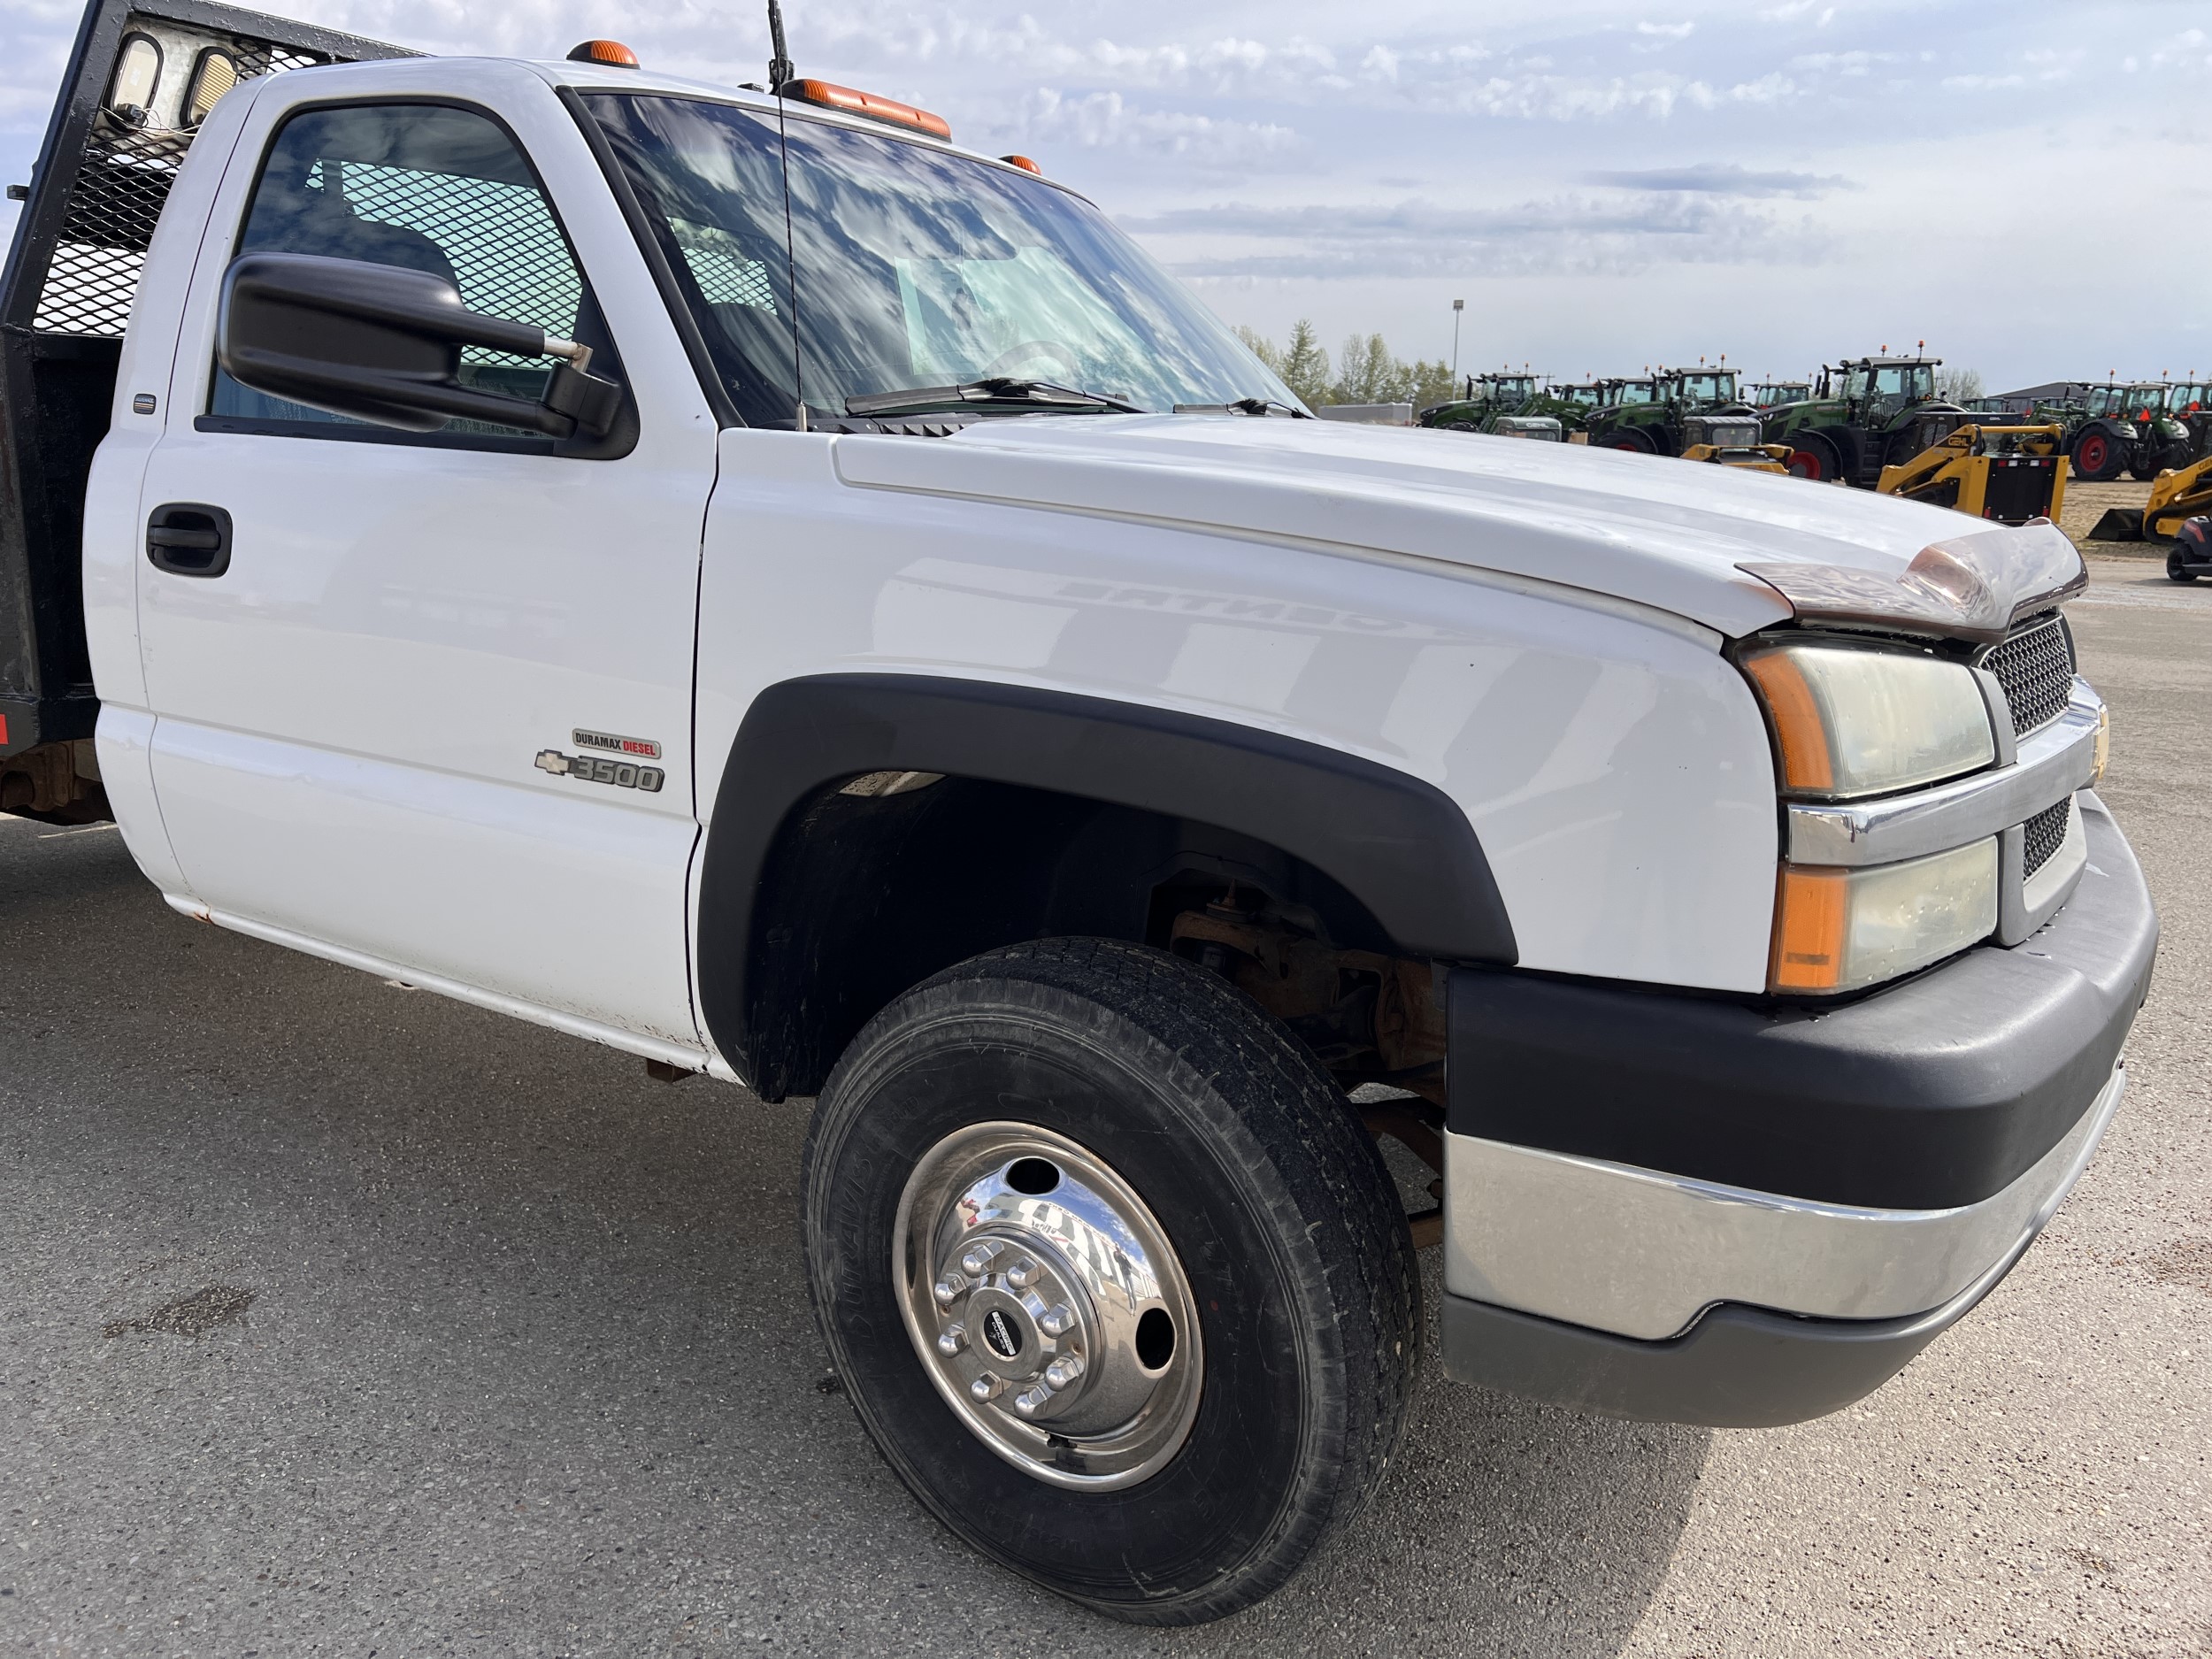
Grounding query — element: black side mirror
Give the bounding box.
[217,252,622,440]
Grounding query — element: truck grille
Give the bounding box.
[1978,616,2074,738]
[2022,798,2071,879]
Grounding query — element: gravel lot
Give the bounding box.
[2,554,2207,1658]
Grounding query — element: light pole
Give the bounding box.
[1451,298,1464,382]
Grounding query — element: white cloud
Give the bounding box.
[1788,50,1904,75]
[991,88,1301,167]
[1124,192,1832,280]
[1759,0,1834,22]
[0,0,2197,390]
[1586,163,1855,197]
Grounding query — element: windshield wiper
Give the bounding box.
[844,377,1141,418]
[1171,397,1310,419]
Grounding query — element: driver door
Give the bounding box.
[133,77,723,1045]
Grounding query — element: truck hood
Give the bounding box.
[832,414,2081,642]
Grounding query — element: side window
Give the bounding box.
[209,103,595,444]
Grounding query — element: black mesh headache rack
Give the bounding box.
[0,0,409,772]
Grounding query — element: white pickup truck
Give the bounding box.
[0,0,2158,1624]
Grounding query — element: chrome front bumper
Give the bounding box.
[1444,1061,2124,1342]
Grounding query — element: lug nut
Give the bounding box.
[1012,1383,1056,1417]
[1038,1304,1074,1337]
[970,1371,1005,1402]
[960,1240,1007,1278]
[1006,1258,1039,1287]
[932,1275,964,1308]
[1043,1353,1086,1389]
[937,1323,967,1356]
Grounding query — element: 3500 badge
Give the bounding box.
[534,749,665,793]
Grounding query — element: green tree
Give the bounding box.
[1237,320,1455,411]
[1332,333,1405,404]
[1406,357,1455,414]
[1276,319,1333,407]
[1235,325,1284,379]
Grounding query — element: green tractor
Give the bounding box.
[1533,381,1605,434]
[2168,380,2212,464]
[1747,380,1811,411]
[1762,356,1968,486]
[2061,382,2194,482]
[1417,372,1558,438]
[1583,366,1755,457]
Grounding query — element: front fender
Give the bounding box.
[695,674,1518,1085]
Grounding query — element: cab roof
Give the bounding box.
[279,51,1048,186]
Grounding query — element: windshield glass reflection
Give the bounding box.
[590,94,1294,426]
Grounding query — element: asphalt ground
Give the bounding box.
[2,551,2208,1658]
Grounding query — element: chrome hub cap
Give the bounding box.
[894,1122,1202,1489]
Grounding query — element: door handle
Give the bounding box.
[147,503,232,578]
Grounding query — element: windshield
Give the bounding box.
[1610,380,1657,405]
[1843,364,1932,409]
[1677,372,1733,403]
[2120,387,2166,418]
[588,95,1295,426]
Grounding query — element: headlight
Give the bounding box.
[1771,839,1999,994]
[1742,641,1995,799]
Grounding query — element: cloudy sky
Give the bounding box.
[3,0,2207,389]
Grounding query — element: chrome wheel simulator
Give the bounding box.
[893,1123,1202,1489]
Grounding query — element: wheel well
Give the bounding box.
[739,772,1445,1102]
[694,673,1513,1100]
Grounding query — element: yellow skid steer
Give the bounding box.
[1877,423,2068,526]
[2089,453,2212,541]
[1681,442,1792,472]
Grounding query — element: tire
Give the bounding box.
[2170,551,2199,582]
[2072,426,2122,482]
[1785,431,1841,481]
[1601,427,1655,454]
[802,937,1420,1624]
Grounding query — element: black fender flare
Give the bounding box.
[695,673,1517,1082]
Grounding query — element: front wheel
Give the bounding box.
[2170,551,2199,582]
[2072,427,2122,481]
[1785,432,1841,481]
[802,938,1419,1624]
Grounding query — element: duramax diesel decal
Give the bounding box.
[534,749,666,793]
[572,728,663,759]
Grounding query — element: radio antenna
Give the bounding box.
[766,0,795,90]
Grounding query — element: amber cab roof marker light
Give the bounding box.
[1000,154,1042,174]
[785,79,952,139]
[566,40,640,67]
[756,2,953,141]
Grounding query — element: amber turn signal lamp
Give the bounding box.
[567,40,641,67]
[1770,866,1847,993]
[1000,154,1041,174]
[1740,649,1834,794]
[785,79,951,139]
